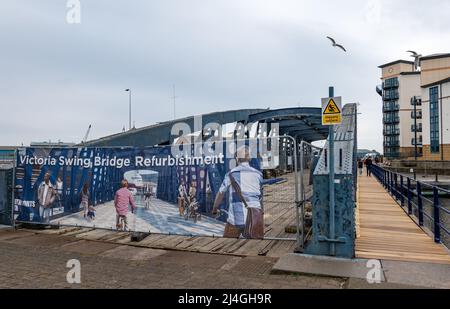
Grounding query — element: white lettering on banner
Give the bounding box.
[14,199,35,208]
[18,154,225,169]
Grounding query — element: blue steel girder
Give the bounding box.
[83,109,267,147]
[247,107,327,142]
[281,130,327,142]
[83,107,328,147]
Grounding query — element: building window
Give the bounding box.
[429,86,439,153]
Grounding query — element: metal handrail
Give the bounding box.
[370,164,449,249]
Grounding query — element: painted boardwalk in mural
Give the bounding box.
[51,196,225,236]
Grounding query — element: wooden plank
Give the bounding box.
[356,175,450,264]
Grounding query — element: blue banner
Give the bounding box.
[13,143,265,238]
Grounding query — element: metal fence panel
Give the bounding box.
[13,136,305,240]
[0,168,14,225]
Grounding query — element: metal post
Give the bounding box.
[407,178,412,215]
[300,142,305,250]
[390,171,394,195]
[11,151,16,229]
[417,182,424,226]
[293,138,302,251]
[328,86,336,256]
[129,89,132,130]
[394,174,398,200]
[433,187,441,243]
[414,98,418,160]
[125,88,132,130]
[400,175,404,206]
[387,171,391,193]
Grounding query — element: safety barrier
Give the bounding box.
[0,167,14,226]
[371,164,450,249]
[12,136,305,241]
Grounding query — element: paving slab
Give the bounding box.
[346,278,426,289]
[0,229,36,241]
[381,260,450,289]
[60,240,119,255]
[273,253,386,281]
[2,233,77,248]
[99,245,167,261]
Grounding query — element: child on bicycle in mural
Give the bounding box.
[114,179,136,231]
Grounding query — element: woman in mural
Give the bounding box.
[114,179,136,231]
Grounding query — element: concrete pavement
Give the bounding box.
[0,228,344,289]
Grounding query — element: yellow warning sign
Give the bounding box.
[323,99,341,114]
[321,97,342,125]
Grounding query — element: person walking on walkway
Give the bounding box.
[365,156,373,177]
[357,159,363,176]
[114,179,136,231]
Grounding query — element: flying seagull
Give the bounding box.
[326,36,346,52]
[407,50,422,71]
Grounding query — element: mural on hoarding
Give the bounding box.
[13,140,276,239]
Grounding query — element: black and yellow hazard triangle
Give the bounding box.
[323,98,341,115]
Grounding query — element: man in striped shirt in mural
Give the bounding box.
[212,146,264,239]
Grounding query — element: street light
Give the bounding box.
[125,89,131,130]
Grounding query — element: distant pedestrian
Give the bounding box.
[114,179,136,231]
[357,159,363,176]
[365,157,373,177]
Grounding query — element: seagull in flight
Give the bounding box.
[406,50,421,57]
[407,50,422,71]
[326,36,346,52]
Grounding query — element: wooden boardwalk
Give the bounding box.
[356,174,450,264]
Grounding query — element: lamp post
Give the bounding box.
[125,89,131,130]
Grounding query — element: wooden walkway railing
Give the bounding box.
[356,174,450,264]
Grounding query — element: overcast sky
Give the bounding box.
[1,0,449,150]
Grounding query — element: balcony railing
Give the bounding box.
[383,128,400,135]
[383,91,399,100]
[383,116,400,124]
[384,140,400,147]
[383,79,399,89]
[383,103,400,112]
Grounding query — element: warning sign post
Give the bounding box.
[321,97,342,125]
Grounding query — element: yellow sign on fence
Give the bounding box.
[321,97,342,125]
